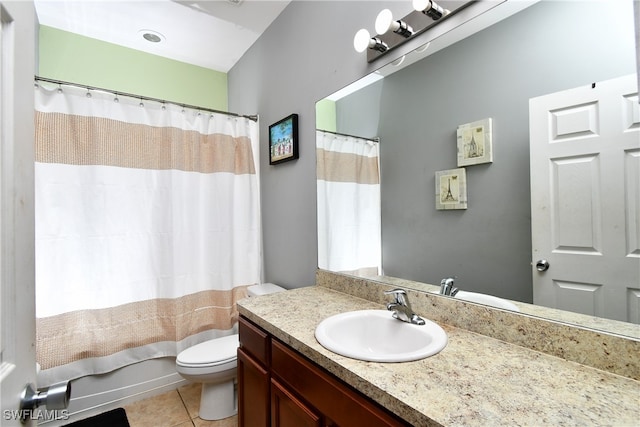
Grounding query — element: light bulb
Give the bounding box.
[354,28,389,53]
[375,9,394,35]
[375,9,413,38]
[413,0,445,20]
[413,0,429,12]
[353,28,372,53]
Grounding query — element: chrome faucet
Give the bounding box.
[384,289,426,325]
[440,277,459,296]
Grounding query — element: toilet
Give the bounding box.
[175,283,285,420]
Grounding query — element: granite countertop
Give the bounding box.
[238,286,640,427]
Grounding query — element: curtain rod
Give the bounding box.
[34,76,258,122]
[317,128,379,143]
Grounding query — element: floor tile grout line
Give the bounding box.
[175,386,196,426]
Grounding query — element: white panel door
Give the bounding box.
[530,74,640,323]
[0,1,36,426]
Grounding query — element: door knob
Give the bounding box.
[19,381,71,421]
[535,259,550,272]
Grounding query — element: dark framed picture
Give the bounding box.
[269,114,299,165]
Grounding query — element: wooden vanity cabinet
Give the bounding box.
[238,316,409,427]
[238,317,271,427]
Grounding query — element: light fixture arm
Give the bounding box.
[414,0,446,21]
[390,19,413,38]
[376,9,414,39]
[369,37,389,53]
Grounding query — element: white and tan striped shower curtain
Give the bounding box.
[34,83,261,386]
[316,130,381,276]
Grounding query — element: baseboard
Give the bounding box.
[38,357,189,426]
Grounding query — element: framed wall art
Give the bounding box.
[435,168,467,210]
[457,118,493,166]
[269,113,299,165]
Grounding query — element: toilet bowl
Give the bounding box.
[175,283,285,420]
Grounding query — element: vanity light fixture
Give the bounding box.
[353,28,388,53]
[375,9,413,38]
[356,0,470,62]
[413,0,449,21]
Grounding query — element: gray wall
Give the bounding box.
[229,1,637,292]
[228,1,409,288]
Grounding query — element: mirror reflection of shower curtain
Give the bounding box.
[316,130,381,276]
[34,83,262,386]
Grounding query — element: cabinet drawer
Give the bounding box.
[271,340,408,427]
[239,316,270,366]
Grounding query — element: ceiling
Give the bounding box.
[34,0,292,73]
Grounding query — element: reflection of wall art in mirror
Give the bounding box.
[269,114,299,165]
[435,168,467,210]
[457,118,493,167]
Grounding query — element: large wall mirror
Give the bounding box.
[316,0,639,338]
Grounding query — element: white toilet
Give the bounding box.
[175,283,285,420]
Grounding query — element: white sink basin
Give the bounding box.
[455,291,520,311]
[314,310,447,362]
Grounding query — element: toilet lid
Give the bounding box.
[177,334,239,366]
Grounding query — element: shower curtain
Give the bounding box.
[316,130,381,276]
[34,83,261,386]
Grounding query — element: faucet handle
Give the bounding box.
[384,288,425,325]
[440,277,458,296]
[440,277,456,286]
[384,288,407,304]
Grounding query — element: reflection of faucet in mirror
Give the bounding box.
[440,277,459,297]
[384,288,425,325]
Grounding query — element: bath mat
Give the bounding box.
[62,408,130,427]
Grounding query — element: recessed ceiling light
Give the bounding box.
[138,29,165,43]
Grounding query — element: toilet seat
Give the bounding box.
[176,334,239,368]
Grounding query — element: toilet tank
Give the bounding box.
[247,283,286,297]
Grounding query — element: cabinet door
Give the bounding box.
[271,340,408,427]
[238,348,270,427]
[271,379,321,427]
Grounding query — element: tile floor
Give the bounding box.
[123,383,237,427]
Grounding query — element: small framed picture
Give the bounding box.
[269,114,299,165]
[435,168,467,210]
[457,118,493,166]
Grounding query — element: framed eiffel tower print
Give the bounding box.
[457,118,493,167]
[435,168,467,210]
